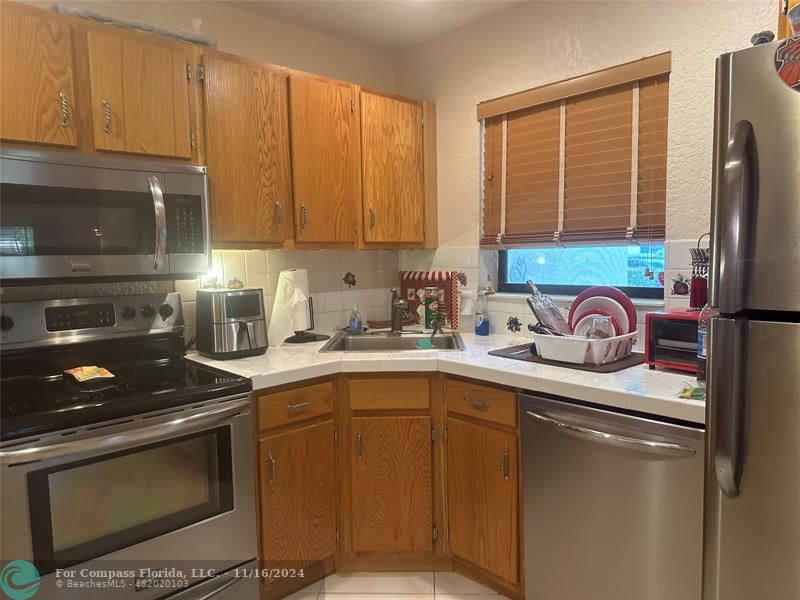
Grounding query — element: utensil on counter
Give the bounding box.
[525,280,572,335]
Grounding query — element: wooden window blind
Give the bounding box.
[479,53,670,247]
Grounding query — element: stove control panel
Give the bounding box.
[45,303,116,332]
[0,293,184,349]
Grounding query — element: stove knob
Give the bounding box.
[140,304,156,318]
[121,305,137,320]
[0,314,13,332]
[158,303,174,320]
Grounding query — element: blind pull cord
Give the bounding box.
[553,99,567,245]
[627,80,640,243]
[497,114,508,246]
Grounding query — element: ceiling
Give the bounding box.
[224,0,524,50]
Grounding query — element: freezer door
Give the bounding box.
[704,318,800,600]
[709,37,800,313]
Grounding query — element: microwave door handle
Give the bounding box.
[0,398,250,466]
[148,175,167,271]
[717,121,755,313]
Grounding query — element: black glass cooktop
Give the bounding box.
[1,334,250,441]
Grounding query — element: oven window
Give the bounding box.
[0,183,156,256]
[28,427,233,574]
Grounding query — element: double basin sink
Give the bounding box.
[320,330,465,352]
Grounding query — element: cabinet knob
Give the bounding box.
[102,98,112,133]
[267,452,277,483]
[58,92,69,128]
[300,203,308,229]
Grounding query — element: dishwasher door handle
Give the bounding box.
[525,411,696,458]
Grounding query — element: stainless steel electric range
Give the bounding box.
[0,293,259,600]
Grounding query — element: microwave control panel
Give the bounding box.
[166,195,204,254]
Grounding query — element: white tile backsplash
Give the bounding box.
[181,249,400,337]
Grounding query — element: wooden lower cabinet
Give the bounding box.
[259,420,336,569]
[445,414,519,587]
[350,416,433,553]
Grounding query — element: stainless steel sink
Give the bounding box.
[319,330,465,352]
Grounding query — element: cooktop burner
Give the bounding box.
[1,336,251,442]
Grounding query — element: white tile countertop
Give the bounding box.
[187,332,705,425]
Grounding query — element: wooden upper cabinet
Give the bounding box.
[259,420,337,567]
[360,92,424,244]
[446,417,519,585]
[289,76,361,244]
[0,5,77,147]
[202,52,292,245]
[779,0,799,38]
[350,416,433,553]
[86,28,191,158]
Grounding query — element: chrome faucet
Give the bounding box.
[390,288,408,334]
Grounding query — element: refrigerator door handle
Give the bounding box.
[717,120,757,313]
[709,317,746,498]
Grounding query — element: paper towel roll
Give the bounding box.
[268,269,310,345]
[459,289,477,316]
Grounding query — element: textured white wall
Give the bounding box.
[394,0,775,247]
[23,0,397,90]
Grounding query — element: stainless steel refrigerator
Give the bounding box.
[704,35,800,600]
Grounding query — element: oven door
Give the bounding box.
[0,152,209,281]
[0,395,257,600]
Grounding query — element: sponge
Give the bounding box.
[415,339,435,350]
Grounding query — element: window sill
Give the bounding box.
[486,291,664,310]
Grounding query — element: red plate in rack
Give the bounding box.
[568,286,637,333]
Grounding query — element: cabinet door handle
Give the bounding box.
[300,203,308,229]
[102,98,112,133]
[356,432,363,460]
[286,400,310,411]
[369,208,376,230]
[465,396,491,410]
[267,452,277,483]
[275,201,284,225]
[58,91,69,128]
[501,451,509,480]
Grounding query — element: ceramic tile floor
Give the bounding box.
[285,571,510,600]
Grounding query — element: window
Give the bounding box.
[479,53,670,247]
[498,244,665,299]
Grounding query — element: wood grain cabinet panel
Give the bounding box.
[351,416,433,553]
[202,52,292,244]
[360,92,424,243]
[86,29,191,158]
[0,5,77,147]
[446,417,519,585]
[289,76,360,243]
[258,381,334,430]
[259,420,336,567]
[445,379,517,428]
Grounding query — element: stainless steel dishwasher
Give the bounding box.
[520,394,704,600]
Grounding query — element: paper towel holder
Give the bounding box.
[284,297,331,344]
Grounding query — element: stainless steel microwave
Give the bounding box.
[0,149,210,282]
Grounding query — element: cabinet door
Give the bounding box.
[87,29,191,158]
[361,92,424,243]
[260,421,336,566]
[290,77,360,243]
[446,417,518,584]
[203,53,292,244]
[0,6,77,147]
[351,416,433,553]
[779,0,799,38]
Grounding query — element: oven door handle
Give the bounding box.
[0,398,250,466]
[148,175,167,271]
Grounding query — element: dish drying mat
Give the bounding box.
[488,344,645,373]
